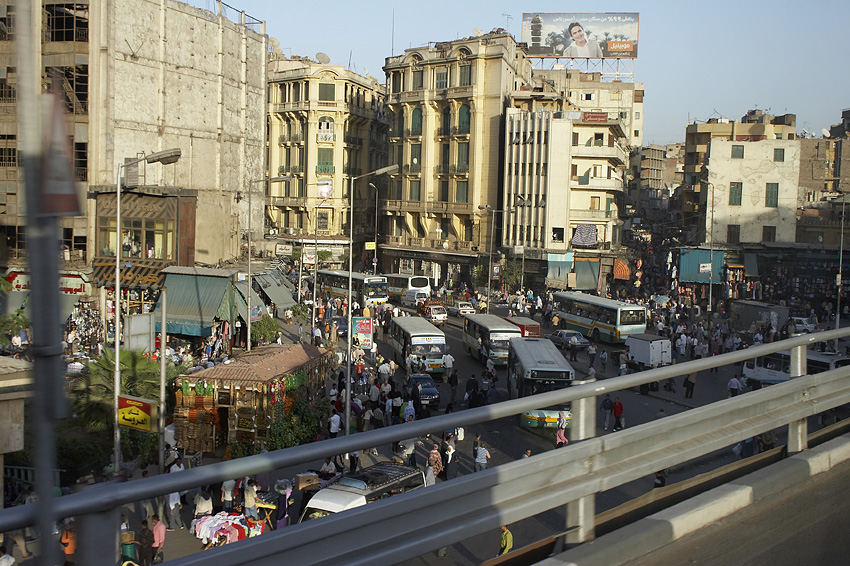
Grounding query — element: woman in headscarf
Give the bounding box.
[556,410,569,448]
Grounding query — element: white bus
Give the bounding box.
[462,314,522,366]
[552,291,647,344]
[508,337,575,428]
[317,270,388,307]
[743,349,850,386]
[387,316,447,375]
[383,273,432,303]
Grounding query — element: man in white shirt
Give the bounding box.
[443,352,455,375]
[563,22,603,58]
[0,545,16,566]
[328,409,341,438]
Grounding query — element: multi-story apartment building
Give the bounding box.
[503,108,629,289]
[266,56,389,266]
[629,143,683,217]
[0,1,267,321]
[381,31,533,284]
[680,110,797,243]
[701,139,800,245]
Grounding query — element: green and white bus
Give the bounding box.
[383,273,432,302]
[552,291,646,344]
[462,314,522,366]
[317,270,388,308]
[387,316,447,375]
[508,337,575,428]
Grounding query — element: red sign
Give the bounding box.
[6,271,90,295]
[582,112,610,123]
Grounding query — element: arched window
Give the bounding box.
[458,104,471,134]
[411,107,422,136]
[318,116,334,131]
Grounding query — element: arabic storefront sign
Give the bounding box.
[353,316,373,349]
[118,394,156,432]
[6,272,91,295]
[91,258,170,289]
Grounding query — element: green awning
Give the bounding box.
[235,281,266,323]
[255,273,296,310]
[744,253,759,277]
[154,274,230,336]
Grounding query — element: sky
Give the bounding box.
[191,0,850,145]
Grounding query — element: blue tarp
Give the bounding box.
[679,248,724,283]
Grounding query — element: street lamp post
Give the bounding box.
[707,181,715,313]
[370,182,379,275]
[345,165,398,437]
[836,195,846,352]
[114,148,181,476]
[310,197,330,329]
[478,205,495,313]
[246,176,292,351]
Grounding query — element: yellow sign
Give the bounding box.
[365,241,376,251]
[118,395,155,432]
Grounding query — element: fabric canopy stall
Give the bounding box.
[153,268,234,336]
[678,248,724,283]
[254,271,296,310]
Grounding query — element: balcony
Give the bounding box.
[388,128,401,139]
[278,165,304,175]
[403,163,421,174]
[571,143,627,164]
[446,202,472,214]
[435,164,450,175]
[344,136,363,147]
[570,209,614,220]
[405,128,422,138]
[343,165,362,176]
[450,163,469,175]
[451,125,471,137]
[278,133,302,144]
[317,132,335,143]
[570,176,624,192]
[269,195,307,207]
[436,127,451,138]
[316,165,334,175]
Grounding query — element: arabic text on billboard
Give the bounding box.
[521,13,639,59]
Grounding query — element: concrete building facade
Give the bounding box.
[265,57,389,267]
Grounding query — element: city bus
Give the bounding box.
[552,291,647,344]
[508,337,574,428]
[462,314,522,366]
[383,273,432,303]
[387,316,447,375]
[505,316,541,337]
[317,270,388,307]
[743,349,850,386]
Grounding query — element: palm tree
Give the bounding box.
[72,349,163,432]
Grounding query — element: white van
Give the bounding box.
[401,290,429,308]
[300,462,424,522]
[422,304,448,327]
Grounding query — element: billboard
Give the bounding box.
[352,316,373,349]
[521,13,639,59]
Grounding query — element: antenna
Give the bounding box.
[502,12,513,31]
[316,52,330,64]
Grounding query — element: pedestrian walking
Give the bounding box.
[728,374,742,397]
[684,372,696,398]
[151,515,166,564]
[60,519,76,566]
[448,368,459,403]
[600,394,614,430]
[136,519,155,566]
[569,334,579,362]
[612,397,625,431]
[499,525,513,556]
[555,410,569,448]
[600,349,608,371]
[587,342,597,366]
[474,441,491,472]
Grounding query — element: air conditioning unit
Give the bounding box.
[269,229,278,235]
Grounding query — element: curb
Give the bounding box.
[540,433,850,566]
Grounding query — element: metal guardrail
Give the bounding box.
[1,329,849,565]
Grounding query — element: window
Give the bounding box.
[410,144,421,171]
[774,148,785,162]
[590,196,600,210]
[409,180,420,201]
[731,145,744,159]
[391,73,401,94]
[727,224,740,244]
[410,108,422,136]
[0,134,17,167]
[635,111,640,120]
[619,111,628,120]
[582,93,594,101]
[394,180,403,200]
[464,218,473,241]
[317,148,333,174]
[412,70,424,91]
[47,66,88,115]
[396,108,404,135]
[441,143,450,166]
[571,164,578,178]
[552,227,565,242]
[572,132,579,146]
[441,107,451,133]
[74,141,86,181]
[45,3,88,42]
[457,142,469,168]
[633,130,640,138]
[440,180,449,201]
[456,181,468,203]
[317,211,329,231]
[459,65,471,86]
[765,183,779,207]
[729,182,742,206]
[438,218,450,239]
[436,70,448,89]
[394,216,404,237]
[458,105,470,134]
[99,217,175,260]
[762,226,776,242]
[593,133,604,146]
[318,83,335,101]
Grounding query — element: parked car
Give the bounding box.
[546,329,590,350]
[447,301,476,317]
[407,374,441,408]
[332,317,348,338]
[790,317,818,333]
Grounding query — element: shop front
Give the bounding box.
[172,344,332,454]
[379,245,479,288]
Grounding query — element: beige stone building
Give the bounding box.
[381,31,534,284]
[0,0,268,324]
[265,56,389,267]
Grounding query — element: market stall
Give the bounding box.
[172,343,333,454]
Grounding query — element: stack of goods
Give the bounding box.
[190,512,264,545]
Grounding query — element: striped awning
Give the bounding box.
[613,259,631,280]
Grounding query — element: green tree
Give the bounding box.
[501,259,523,292]
[0,278,29,346]
[251,314,281,344]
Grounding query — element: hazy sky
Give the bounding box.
[191,0,849,144]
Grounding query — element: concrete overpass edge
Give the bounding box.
[538,434,850,566]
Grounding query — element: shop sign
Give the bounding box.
[6,271,90,295]
[118,394,155,432]
[353,317,373,349]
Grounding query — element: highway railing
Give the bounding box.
[1,328,849,565]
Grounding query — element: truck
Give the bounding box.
[624,333,672,370]
[417,300,448,326]
[729,300,790,333]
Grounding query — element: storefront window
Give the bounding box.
[99,216,175,260]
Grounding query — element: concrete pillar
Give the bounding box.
[567,377,597,544]
[787,345,807,453]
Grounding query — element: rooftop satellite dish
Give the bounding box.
[473,28,484,37]
[316,52,330,64]
[822,128,831,138]
[269,37,280,48]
